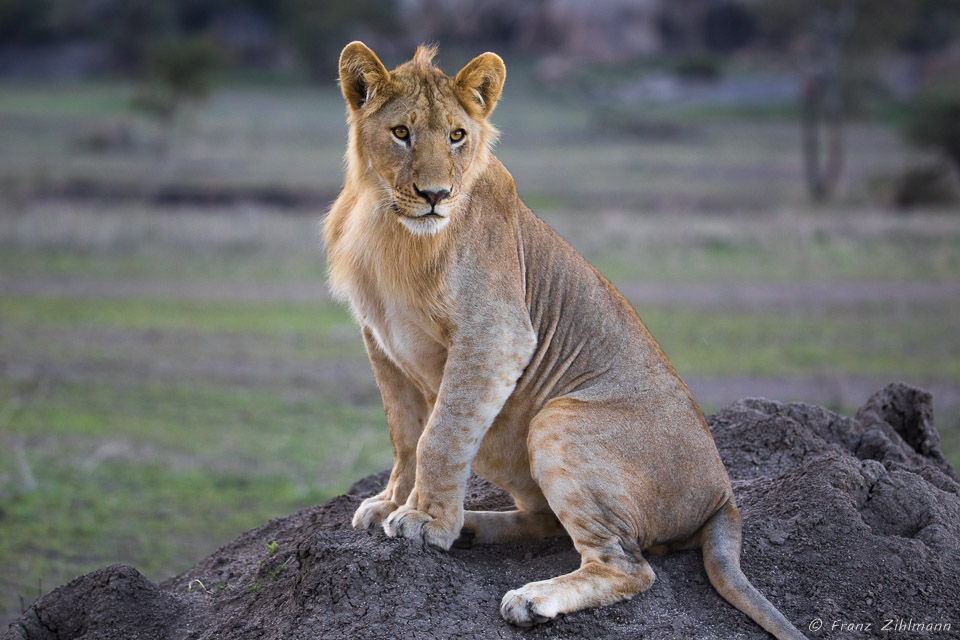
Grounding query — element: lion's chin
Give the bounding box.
[396,212,450,236]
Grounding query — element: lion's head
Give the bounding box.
[338,42,505,236]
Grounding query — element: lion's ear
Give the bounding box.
[339,41,390,111]
[455,52,506,119]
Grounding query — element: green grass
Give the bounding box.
[1,457,314,595]
[0,376,390,613]
[0,246,329,283]
[3,210,959,285]
[0,282,383,622]
[3,293,957,384]
[0,377,390,484]
[1,295,350,337]
[0,82,137,117]
[587,233,960,284]
[642,305,960,382]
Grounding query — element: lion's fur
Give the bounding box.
[322,42,807,640]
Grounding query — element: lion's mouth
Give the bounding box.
[393,206,451,236]
[393,206,446,220]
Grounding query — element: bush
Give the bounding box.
[279,0,396,81]
[905,88,960,174]
[131,35,225,124]
[891,164,959,209]
[671,54,723,81]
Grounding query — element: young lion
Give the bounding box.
[323,42,808,640]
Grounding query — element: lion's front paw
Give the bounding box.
[352,495,400,530]
[383,505,458,550]
[500,584,562,627]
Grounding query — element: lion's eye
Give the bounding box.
[450,128,465,143]
[392,126,409,140]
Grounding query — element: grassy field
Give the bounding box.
[1,73,959,627]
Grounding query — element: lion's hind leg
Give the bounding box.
[458,509,566,547]
[500,547,655,627]
[499,398,656,626]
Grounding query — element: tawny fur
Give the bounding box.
[323,42,808,640]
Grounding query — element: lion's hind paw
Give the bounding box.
[500,586,561,627]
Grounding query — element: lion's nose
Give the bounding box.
[414,185,451,206]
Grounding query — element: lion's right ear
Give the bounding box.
[339,41,390,111]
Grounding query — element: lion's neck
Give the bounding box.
[323,149,518,316]
[323,177,458,326]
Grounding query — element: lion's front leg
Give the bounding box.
[383,324,536,551]
[381,404,478,549]
[353,327,430,531]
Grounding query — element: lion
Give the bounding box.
[322,42,808,640]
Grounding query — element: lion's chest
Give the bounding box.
[349,291,447,396]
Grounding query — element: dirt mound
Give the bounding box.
[5,383,959,640]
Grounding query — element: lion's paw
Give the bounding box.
[352,495,400,530]
[383,506,457,550]
[500,583,562,627]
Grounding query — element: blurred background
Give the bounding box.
[1,0,959,626]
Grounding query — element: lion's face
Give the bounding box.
[353,81,480,235]
[339,43,505,236]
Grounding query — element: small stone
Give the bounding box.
[768,530,788,545]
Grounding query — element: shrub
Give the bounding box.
[131,35,225,125]
[905,88,960,175]
[891,164,959,209]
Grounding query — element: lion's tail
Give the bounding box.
[700,499,809,640]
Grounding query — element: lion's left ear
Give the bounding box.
[455,52,506,119]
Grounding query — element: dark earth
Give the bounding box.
[5,383,959,640]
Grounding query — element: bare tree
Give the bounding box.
[752,0,960,202]
[798,1,859,202]
[757,0,864,202]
